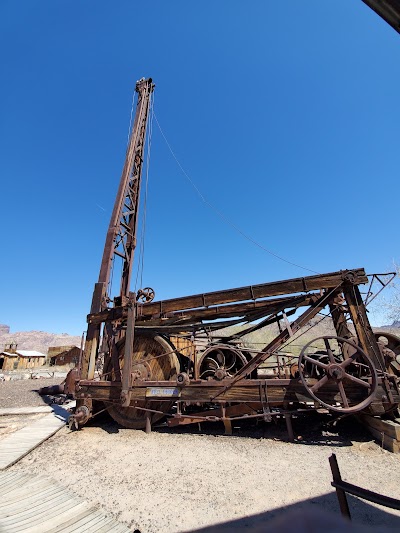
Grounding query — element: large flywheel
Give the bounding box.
[298,336,378,413]
[106,332,180,428]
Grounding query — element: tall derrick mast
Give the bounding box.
[80,77,155,381]
[66,73,399,433]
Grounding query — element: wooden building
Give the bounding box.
[48,345,80,367]
[0,346,18,371]
[0,345,46,371]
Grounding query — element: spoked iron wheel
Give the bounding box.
[105,333,180,428]
[298,336,378,414]
[198,344,248,380]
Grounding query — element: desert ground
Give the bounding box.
[1,378,400,532]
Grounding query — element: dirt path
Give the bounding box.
[11,416,400,532]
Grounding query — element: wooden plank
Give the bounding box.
[0,481,60,501]
[344,284,386,372]
[360,414,400,441]
[137,268,367,316]
[362,422,400,453]
[0,404,74,470]
[92,294,315,326]
[1,495,73,526]
[88,268,368,325]
[54,511,105,533]
[44,508,99,533]
[0,472,130,533]
[77,378,366,406]
[27,503,94,533]
[0,406,53,416]
[61,512,111,532]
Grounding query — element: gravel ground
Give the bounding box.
[11,414,400,532]
[0,377,63,408]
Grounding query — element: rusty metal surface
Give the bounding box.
[362,0,400,33]
[298,336,378,414]
[66,75,400,433]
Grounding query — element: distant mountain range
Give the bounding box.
[0,319,398,357]
[381,321,400,329]
[0,327,81,355]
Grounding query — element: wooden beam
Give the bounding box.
[343,283,386,372]
[134,269,367,317]
[76,378,365,405]
[87,269,367,326]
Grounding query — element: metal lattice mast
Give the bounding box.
[80,77,154,380]
[99,77,155,302]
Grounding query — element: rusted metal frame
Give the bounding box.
[97,78,154,301]
[121,302,136,406]
[119,162,141,297]
[222,308,297,340]
[104,322,121,382]
[119,101,151,298]
[133,307,289,334]
[342,283,398,409]
[170,403,258,424]
[87,293,315,327]
[342,283,386,372]
[146,293,314,323]
[364,272,396,307]
[170,410,296,423]
[260,381,272,421]
[362,0,400,34]
[329,291,353,340]
[133,269,368,317]
[212,287,339,399]
[81,80,153,382]
[134,318,245,334]
[127,406,275,423]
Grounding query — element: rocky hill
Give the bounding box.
[1,319,398,358]
[214,316,400,355]
[0,326,81,355]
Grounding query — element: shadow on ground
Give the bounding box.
[192,492,400,532]
[88,409,375,448]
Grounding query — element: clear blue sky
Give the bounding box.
[1,1,399,335]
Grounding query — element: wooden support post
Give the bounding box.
[283,402,294,441]
[342,283,385,372]
[223,418,232,435]
[329,454,351,519]
[221,405,232,435]
[284,413,294,442]
[145,412,152,434]
[105,322,121,382]
[81,282,105,380]
[121,302,136,407]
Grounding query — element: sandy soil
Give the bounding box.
[11,414,400,533]
[0,377,63,408]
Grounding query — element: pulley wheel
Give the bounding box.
[106,333,180,428]
[298,336,378,414]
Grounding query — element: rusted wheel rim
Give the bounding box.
[106,333,180,428]
[298,336,378,414]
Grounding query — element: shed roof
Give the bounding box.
[16,350,45,358]
[48,345,80,356]
[0,352,18,357]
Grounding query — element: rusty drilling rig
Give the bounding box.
[63,76,400,436]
